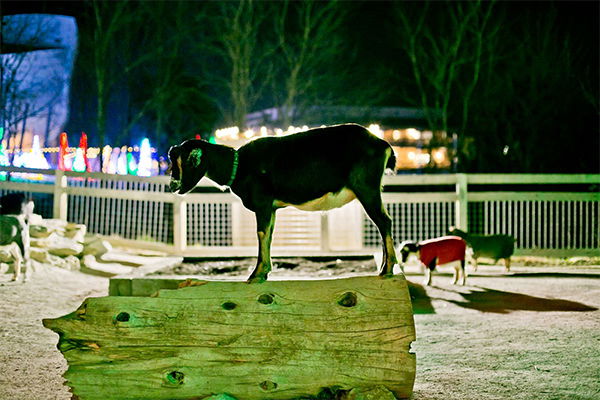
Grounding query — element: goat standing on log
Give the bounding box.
[168,124,399,282]
[399,236,467,286]
[448,228,515,272]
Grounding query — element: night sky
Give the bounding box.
[2,1,598,172]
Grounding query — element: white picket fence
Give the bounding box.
[1,166,599,257]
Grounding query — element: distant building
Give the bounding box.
[245,105,429,129]
[214,106,457,172]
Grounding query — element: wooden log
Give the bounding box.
[44,276,416,400]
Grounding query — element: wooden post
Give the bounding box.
[53,169,68,220]
[455,173,468,230]
[231,201,244,247]
[44,276,416,400]
[173,196,187,254]
[320,212,331,252]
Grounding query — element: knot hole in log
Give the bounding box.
[257,293,275,305]
[337,292,358,307]
[115,312,130,322]
[165,370,185,386]
[221,301,237,310]
[259,380,278,391]
[75,303,87,320]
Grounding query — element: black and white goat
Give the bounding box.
[399,236,467,286]
[168,124,399,282]
[0,193,33,282]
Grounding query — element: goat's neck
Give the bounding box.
[205,143,237,187]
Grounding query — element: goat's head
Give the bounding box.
[447,226,467,238]
[168,139,208,195]
[399,241,419,263]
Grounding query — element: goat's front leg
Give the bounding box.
[247,209,275,283]
[424,259,436,286]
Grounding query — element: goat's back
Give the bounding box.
[241,124,389,163]
[0,215,24,245]
[237,123,392,198]
[466,234,515,259]
[419,236,467,266]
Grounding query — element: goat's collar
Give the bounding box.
[227,150,239,187]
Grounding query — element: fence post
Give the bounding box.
[320,213,331,252]
[173,196,187,254]
[455,173,468,230]
[53,169,68,220]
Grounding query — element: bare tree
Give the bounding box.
[469,6,587,172]
[194,1,368,130]
[125,1,216,148]
[202,0,276,128]
[1,15,72,153]
[81,0,158,148]
[85,0,127,147]
[272,0,349,127]
[393,1,498,136]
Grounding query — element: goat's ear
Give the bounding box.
[167,145,181,181]
[167,145,180,162]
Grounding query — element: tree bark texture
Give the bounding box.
[44,276,416,400]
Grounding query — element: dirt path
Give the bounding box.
[0,263,598,400]
[0,267,107,400]
[408,266,600,400]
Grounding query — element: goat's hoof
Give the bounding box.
[378,271,394,278]
[246,276,267,284]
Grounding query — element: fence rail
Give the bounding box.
[1,166,599,257]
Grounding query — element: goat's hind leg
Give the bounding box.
[452,260,467,285]
[355,190,398,277]
[472,256,479,272]
[9,243,22,282]
[247,209,275,283]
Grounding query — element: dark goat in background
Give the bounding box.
[168,124,399,282]
[448,228,515,272]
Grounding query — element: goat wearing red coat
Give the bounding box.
[399,236,467,286]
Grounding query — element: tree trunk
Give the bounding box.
[44,276,416,400]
